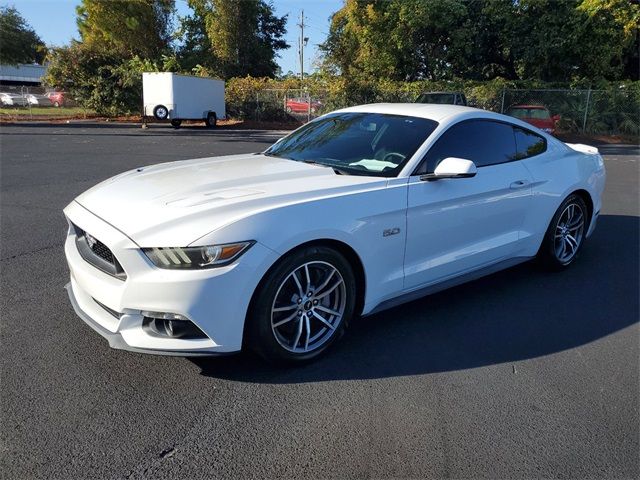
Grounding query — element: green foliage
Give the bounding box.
[181,0,288,78]
[44,42,179,116]
[175,2,212,72]
[321,0,640,82]
[224,75,639,136]
[0,6,46,64]
[321,0,467,81]
[44,0,178,115]
[76,0,175,59]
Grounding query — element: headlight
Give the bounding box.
[142,241,254,269]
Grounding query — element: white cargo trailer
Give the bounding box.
[142,72,225,128]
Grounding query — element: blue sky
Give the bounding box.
[4,0,343,74]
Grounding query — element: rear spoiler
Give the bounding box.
[566,143,599,155]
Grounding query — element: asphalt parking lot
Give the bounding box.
[1,122,638,479]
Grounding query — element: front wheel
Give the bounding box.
[538,194,588,269]
[170,119,182,128]
[246,246,357,363]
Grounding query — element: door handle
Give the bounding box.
[510,180,530,189]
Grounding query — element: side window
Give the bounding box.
[514,127,546,159]
[418,120,516,174]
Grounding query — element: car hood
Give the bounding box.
[75,153,384,247]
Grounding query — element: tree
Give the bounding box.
[0,6,46,64]
[321,0,468,82]
[579,0,640,80]
[180,0,288,78]
[45,0,180,115]
[175,1,213,72]
[320,0,639,82]
[76,0,175,59]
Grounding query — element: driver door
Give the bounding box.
[403,119,534,290]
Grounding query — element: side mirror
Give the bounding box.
[420,157,477,181]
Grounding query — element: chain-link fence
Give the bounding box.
[500,88,639,136]
[0,85,86,120]
[249,87,639,136]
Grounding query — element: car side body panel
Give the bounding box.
[519,143,606,252]
[194,179,409,314]
[404,161,534,291]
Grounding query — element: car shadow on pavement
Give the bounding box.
[191,214,639,383]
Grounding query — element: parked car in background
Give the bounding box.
[285,97,322,114]
[415,92,467,106]
[0,93,28,107]
[507,104,560,134]
[45,91,69,107]
[26,94,52,106]
[63,104,605,363]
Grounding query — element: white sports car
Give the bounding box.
[64,104,606,362]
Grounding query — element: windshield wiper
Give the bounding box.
[301,160,351,176]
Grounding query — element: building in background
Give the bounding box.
[0,63,47,87]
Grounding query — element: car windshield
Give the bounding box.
[416,93,455,104]
[265,112,439,177]
[508,107,551,119]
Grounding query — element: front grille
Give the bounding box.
[90,238,114,264]
[72,224,126,280]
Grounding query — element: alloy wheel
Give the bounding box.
[554,202,585,263]
[270,261,346,354]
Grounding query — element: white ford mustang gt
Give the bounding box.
[64,104,606,362]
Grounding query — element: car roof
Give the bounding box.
[335,103,490,122]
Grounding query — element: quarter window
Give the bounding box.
[514,127,546,159]
[417,119,517,174]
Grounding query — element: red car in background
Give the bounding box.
[285,97,322,114]
[45,91,70,107]
[507,104,560,134]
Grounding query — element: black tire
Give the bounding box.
[153,104,169,120]
[205,112,217,128]
[537,193,589,270]
[246,245,357,364]
[170,119,182,128]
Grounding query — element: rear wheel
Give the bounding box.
[538,194,588,269]
[246,246,356,363]
[205,112,217,128]
[170,119,182,128]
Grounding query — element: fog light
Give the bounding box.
[141,311,208,339]
[141,310,189,321]
[164,319,188,338]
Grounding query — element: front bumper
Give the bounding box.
[63,201,278,356]
[65,282,224,356]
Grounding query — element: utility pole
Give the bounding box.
[297,10,308,82]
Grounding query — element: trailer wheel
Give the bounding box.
[153,105,169,120]
[205,112,217,128]
[170,119,182,129]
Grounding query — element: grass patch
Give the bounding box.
[0,106,94,117]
